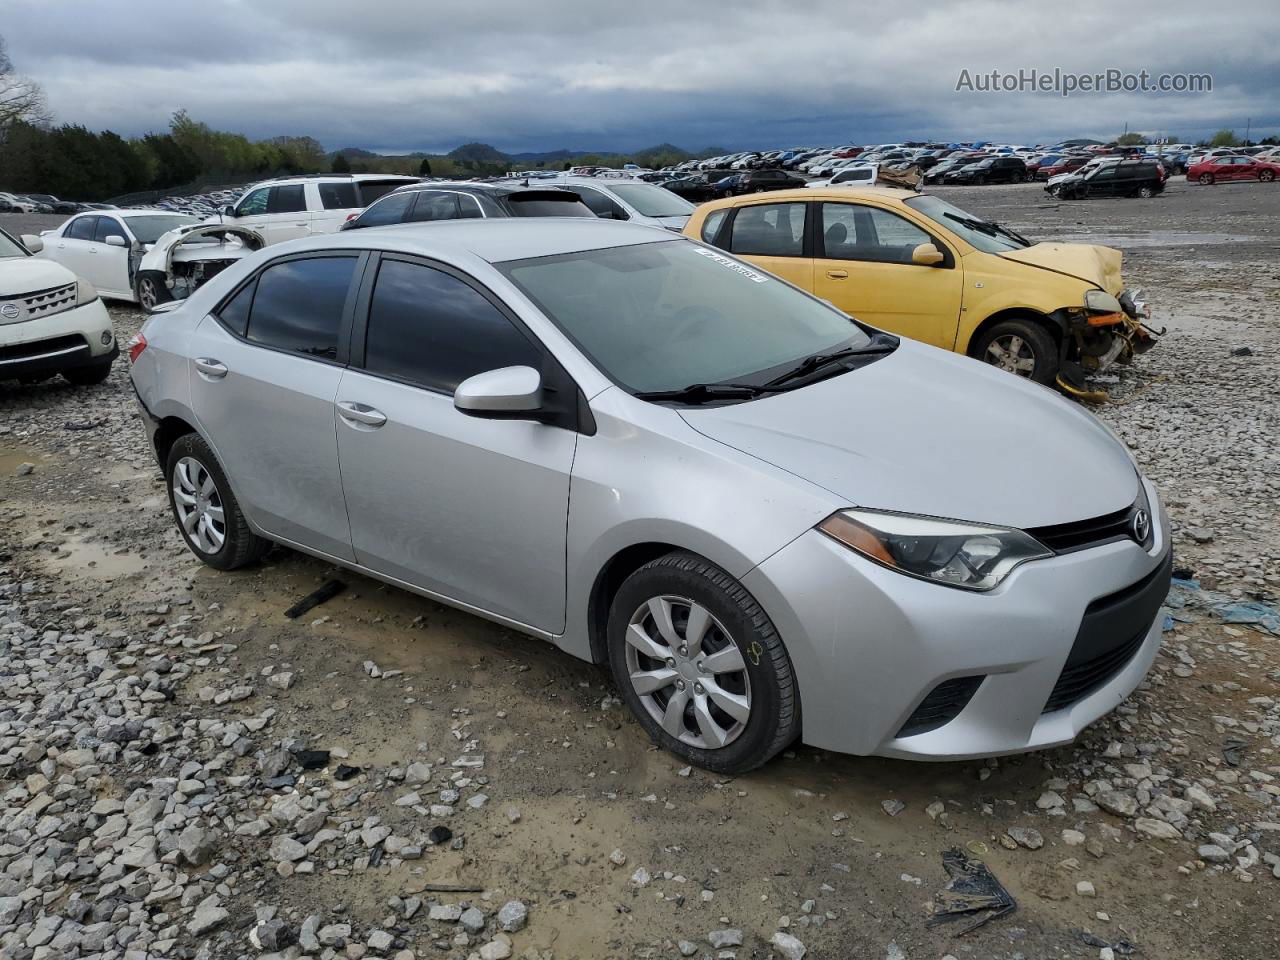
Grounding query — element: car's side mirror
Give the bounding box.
[105,235,127,247]
[20,235,43,253]
[454,365,544,420]
[222,205,237,218]
[912,243,945,266]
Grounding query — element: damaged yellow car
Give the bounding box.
[684,188,1156,395]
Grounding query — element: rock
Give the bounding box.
[318,923,353,946]
[479,939,513,960]
[771,931,807,959]
[709,929,744,948]
[271,835,308,862]
[678,941,699,956]
[1198,844,1231,863]
[251,919,295,951]
[630,867,651,887]
[1076,880,1096,897]
[267,671,296,690]
[1096,791,1138,819]
[1184,784,1217,812]
[609,848,627,866]
[178,824,216,865]
[1062,829,1086,846]
[188,898,230,935]
[1135,818,1182,840]
[299,915,322,952]
[1008,826,1044,850]
[881,799,905,817]
[429,904,463,922]
[460,906,486,933]
[1036,791,1065,810]
[367,930,395,952]
[497,899,528,932]
[15,462,34,475]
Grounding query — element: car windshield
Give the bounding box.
[904,194,1028,253]
[500,240,871,394]
[0,230,29,258]
[605,183,695,217]
[126,214,200,243]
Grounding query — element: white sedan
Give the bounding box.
[31,210,199,304]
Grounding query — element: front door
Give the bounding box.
[811,201,962,347]
[335,256,576,633]
[723,200,813,290]
[231,185,313,245]
[85,216,133,297]
[188,254,359,560]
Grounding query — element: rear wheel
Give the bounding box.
[1260,169,1276,183]
[973,318,1059,385]
[607,552,799,774]
[1137,185,1155,198]
[166,433,268,570]
[1198,173,1215,185]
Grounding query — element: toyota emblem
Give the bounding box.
[0,303,20,321]
[1130,508,1151,544]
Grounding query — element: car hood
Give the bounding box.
[999,242,1123,294]
[1,256,76,296]
[679,342,1137,529]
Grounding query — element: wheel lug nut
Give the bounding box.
[676,680,686,690]
[694,683,704,695]
[678,645,688,657]
[665,658,676,668]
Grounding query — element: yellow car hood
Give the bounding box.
[999,242,1124,294]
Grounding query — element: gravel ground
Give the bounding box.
[1,180,1279,960]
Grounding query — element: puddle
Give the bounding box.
[40,535,148,580]
[1040,231,1258,247]
[0,445,49,475]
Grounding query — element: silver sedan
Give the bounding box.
[128,218,1170,772]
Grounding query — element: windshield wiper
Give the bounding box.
[633,382,781,404]
[765,339,898,388]
[943,212,1030,247]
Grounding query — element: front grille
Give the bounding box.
[898,676,984,737]
[1043,550,1172,714]
[0,334,88,364]
[0,282,78,324]
[1028,506,1132,553]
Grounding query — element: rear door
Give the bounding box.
[187,253,361,560]
[811,200,962,347]
[313,180,360,234]
[722,200,812,290]
[51,215,98,280]
[334,255,576,632]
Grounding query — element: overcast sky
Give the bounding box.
[3,0,1277,154]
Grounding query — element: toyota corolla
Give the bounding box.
[128,219,1171,773]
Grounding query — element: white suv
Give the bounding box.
[0,227,116,386]
[217,174,421,244]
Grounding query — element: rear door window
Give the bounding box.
[567,187,629,220]
[66,216,97,240]
[319,182,359,210]
[216,280,256,338]
[268,185,307,214]
[355,192,415,227]
[406,192,461,222]
[245,256,357,361]
[362,258,541,393]
[729,202,805,257]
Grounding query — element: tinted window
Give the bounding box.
[504,195,593,218]
[575,188,628,220]
[124,214,199,243]
[237,188,269,216]
[217,280,255,338]
[730,202,805,257]
[66,216,97,241]
[701,209,728,244]
[357,180,410,205]
[246,257,356,361]
[821,204,932,264]
[354,192,414,227]
[93,217,127,244]
[319,182,359,210]
[406,192,460,222]
[268,185,307,214]
[364,259,541,393]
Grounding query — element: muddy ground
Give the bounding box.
[2,178,1279,960]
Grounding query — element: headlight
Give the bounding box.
[818,510,1052,592]
[75,278,99,306]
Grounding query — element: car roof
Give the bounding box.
[388,180,578,198]
[698,187,921,210]
[71,209,200,220]
[276,218,677,265]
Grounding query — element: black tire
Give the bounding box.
[975,175,987,185]
[1047,185,1061,198]
[1136,185,1155,198]
[972,318,1059,385]
[1198,173,1214,185]
[136,273,173,313]
[165,433,268,570]
[607,551,799,774]
[62,360,113,386]
[1261,169,1276,183]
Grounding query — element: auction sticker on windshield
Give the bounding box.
[691,246,770,283]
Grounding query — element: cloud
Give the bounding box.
[2,0,1276,152]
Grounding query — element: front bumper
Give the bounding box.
[0,300,116,380]
[743,479,1170,760]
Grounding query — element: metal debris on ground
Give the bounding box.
[1162,577,1280,636]
[1078,931,1137,955]
[929,848,1017,935]
[284,579,347,619]
[1222,737,1249,767]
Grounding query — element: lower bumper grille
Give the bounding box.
[0,334,88,364]
[898,676,984,737]
[1043,550,1172,714]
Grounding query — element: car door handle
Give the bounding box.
[336,401,387,428]
[194,357,228,379]
[825,269,849,279]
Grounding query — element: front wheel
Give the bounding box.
[136,273,173,313]
[1198,173,1215,185]
[166,433,269,570]
[1137,185,1155,198]
[607,552,799,774]
[972,318,1059,385]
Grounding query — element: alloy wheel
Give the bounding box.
[985,334,1036,376]
[172,456,226,554]
[138,278,159,312]
[624,596,752,749]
